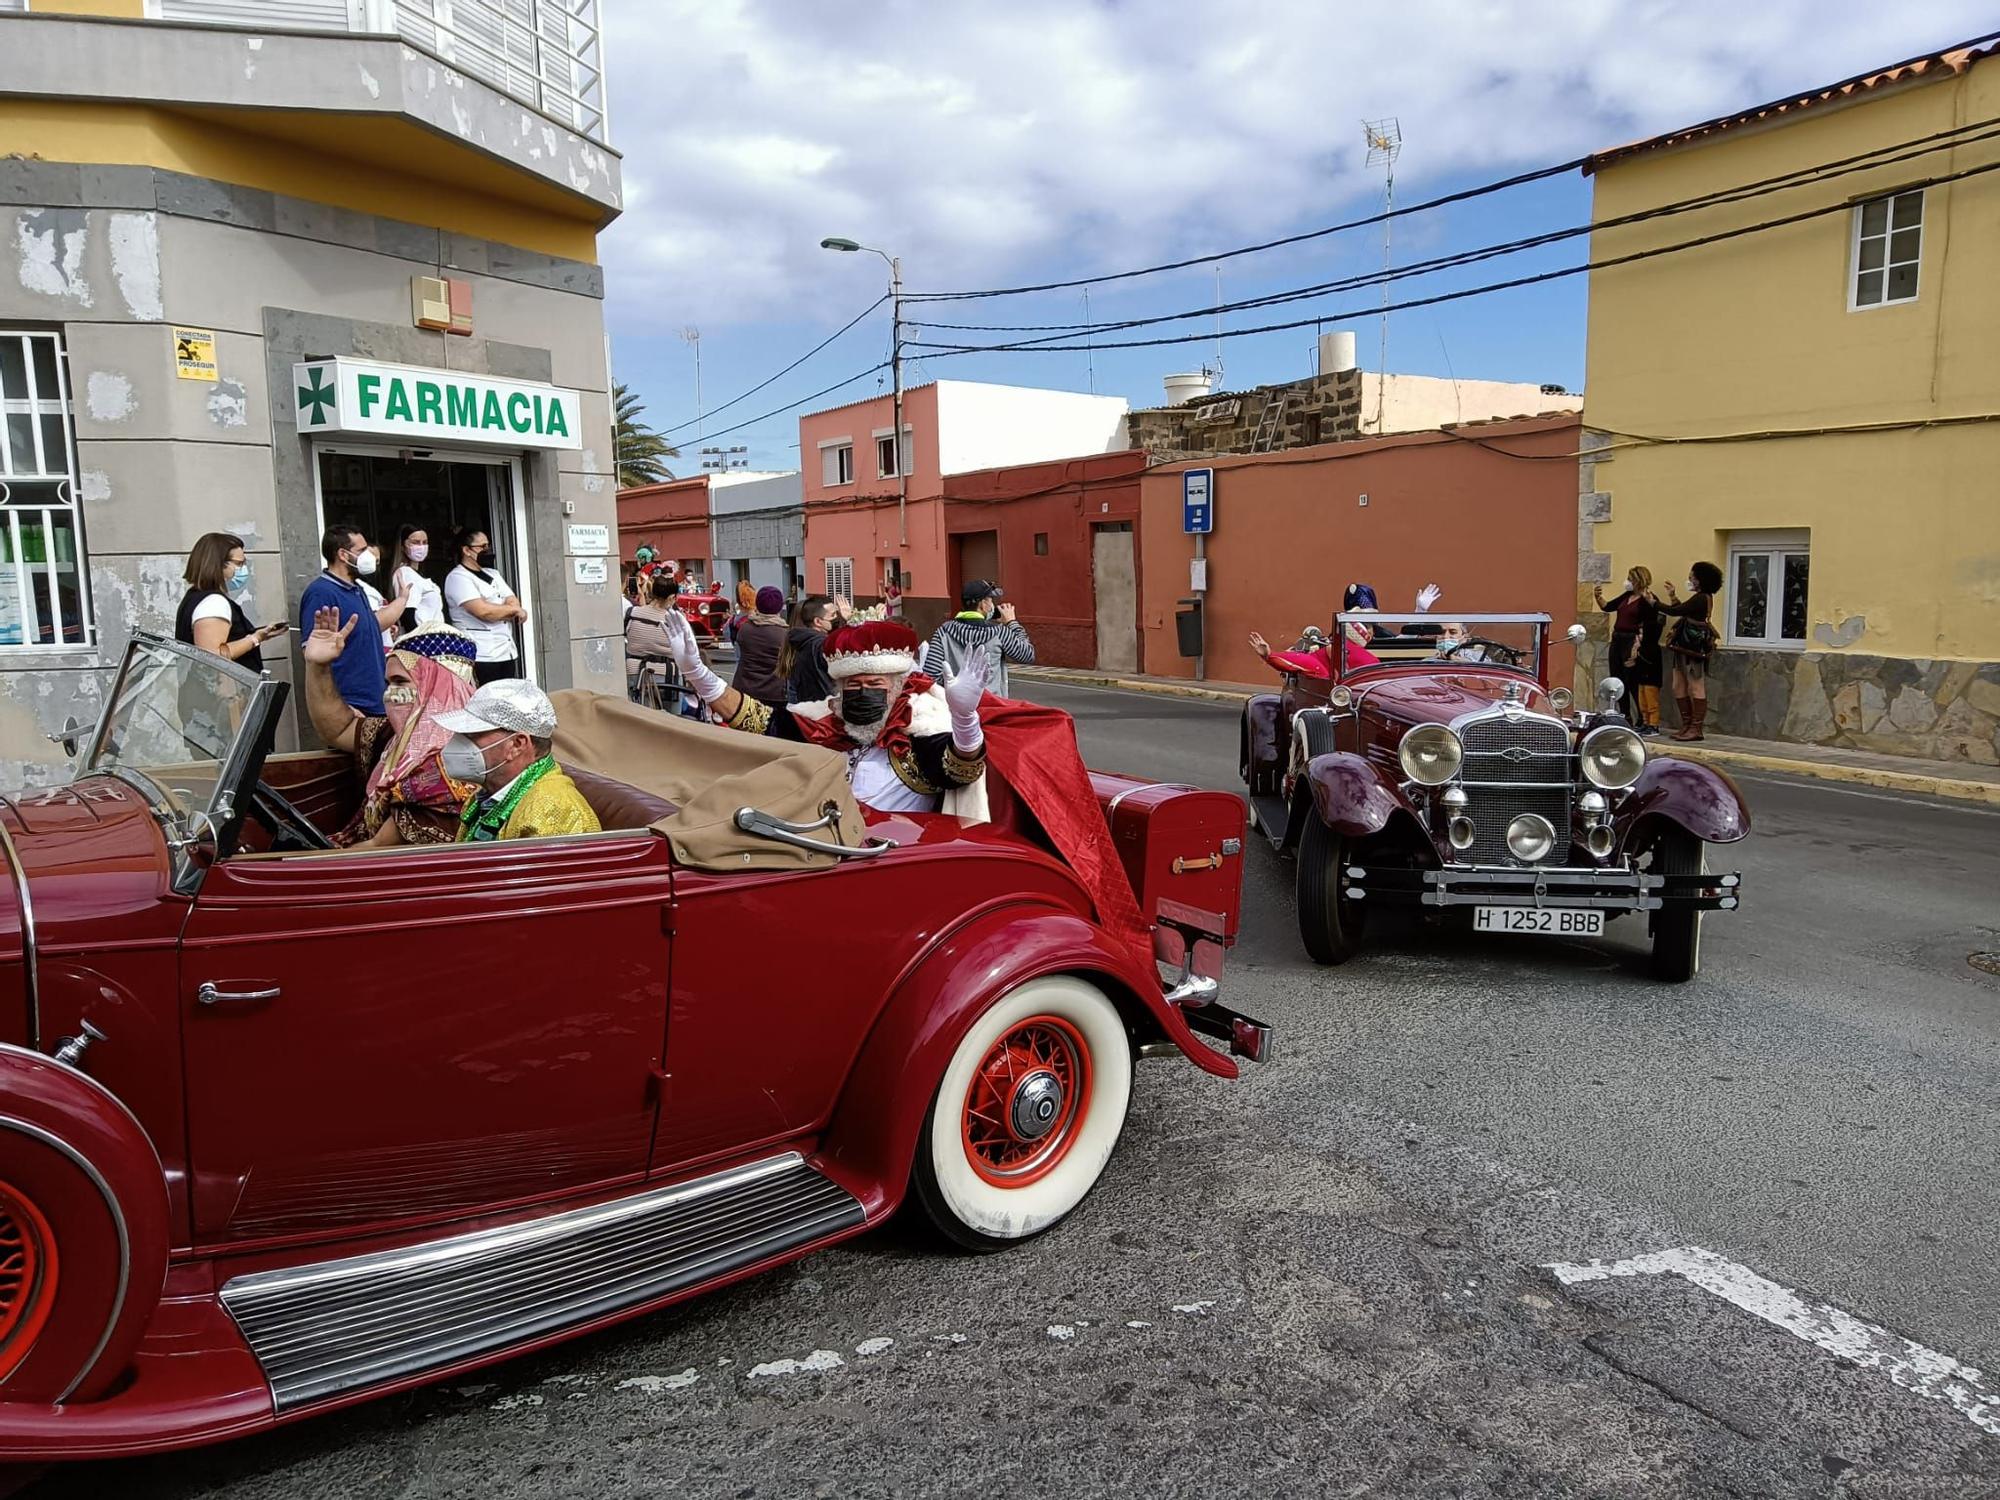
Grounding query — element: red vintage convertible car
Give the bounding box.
[0,633,1266,1461]
[670,581,734,640]
[1241,612,1747,981]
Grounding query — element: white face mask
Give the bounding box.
[406,544,429,564]
[440,734,495,786]
[351,547,378,577]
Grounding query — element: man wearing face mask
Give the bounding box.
[299,523,387,715]
[662,611,987,815]
[432,679,601,841]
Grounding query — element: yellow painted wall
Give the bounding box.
[1583,59,2000,662]
[26,0,146,15]
[1,100,600,263]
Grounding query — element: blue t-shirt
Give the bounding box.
[300,570,385,715]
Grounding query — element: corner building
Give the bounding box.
[0,0,623,786]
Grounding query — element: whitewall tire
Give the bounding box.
[911,976,1133,1252]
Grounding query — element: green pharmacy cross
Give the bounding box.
[297,365,336,425]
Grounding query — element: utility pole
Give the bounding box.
[889,253,906,548]
[679,326,703,442]
[1363,118,1402,432]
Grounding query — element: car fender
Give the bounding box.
[815,901,1233,1219]
[0,1044,170,1405]
[1305,752,1413,839]
[1619,755,1753,849]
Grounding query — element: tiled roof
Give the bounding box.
[1585,40,1996,174]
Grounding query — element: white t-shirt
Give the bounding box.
[395,565,445,628]
[189,592,233,627]
[359,580,395,648]
[446,565,519,663]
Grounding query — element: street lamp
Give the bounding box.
[820,235,905,547]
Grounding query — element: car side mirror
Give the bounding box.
[1566,624,1588,644]
[46,715,90,759]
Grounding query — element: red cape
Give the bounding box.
[975,695,1154,974]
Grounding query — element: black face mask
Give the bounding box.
[475,549,496,569]
[840,687,889,726]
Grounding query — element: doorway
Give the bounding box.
[951,529,999,601]
[313,445,536,679]
[1091,521,1138,673]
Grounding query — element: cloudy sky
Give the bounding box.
[598,2,1994,471]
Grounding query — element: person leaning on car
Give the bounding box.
[922,580,1035,698]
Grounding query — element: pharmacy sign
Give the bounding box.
[292,357,583,451]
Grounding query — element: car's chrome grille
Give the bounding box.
[220,1153,864,1411]
[1458,713,1572,865]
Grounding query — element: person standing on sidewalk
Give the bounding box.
[729,585,793,710]
[1659,560,1723,741]
[1594,565,1663,734]
[923,580,1035,698]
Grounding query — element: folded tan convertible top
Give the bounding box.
[550,690,869,871]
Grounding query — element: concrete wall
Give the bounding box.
[942,451,1146,669]
[1358,373,1580,434]
[0,169,617,788]
[932,381,1130,476]
[1136,417,1585,683]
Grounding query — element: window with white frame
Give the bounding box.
[1851,190,1922,309]
[821,441,854,487]
[874,428,911,479]
[1725,531,1810,648]
[0,332,91,650]
[824,556,854,600]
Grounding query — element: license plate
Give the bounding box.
[1472,906,1604,937]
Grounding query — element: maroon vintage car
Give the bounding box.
[0,633,1266,1461]
[670,581,734,640]
[1241,612,1747,981]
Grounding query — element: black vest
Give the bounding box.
[175,588,263,674]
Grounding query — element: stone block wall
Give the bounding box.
[1127,371,1363,459]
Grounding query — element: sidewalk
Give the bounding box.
[1013,666,2000,807]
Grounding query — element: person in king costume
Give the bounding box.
[659,610,1157,972]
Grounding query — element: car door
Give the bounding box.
[179,831,674,1246]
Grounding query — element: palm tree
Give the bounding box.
[614,383,678,487]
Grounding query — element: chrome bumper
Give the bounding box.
[1344,863,1742,913]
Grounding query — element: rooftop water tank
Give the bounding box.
[1162,371,1213,406]
[1318,330,1358,374]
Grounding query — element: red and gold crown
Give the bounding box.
[823,620,920,681]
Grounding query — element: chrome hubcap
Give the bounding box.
[1008,1071,1065,1141]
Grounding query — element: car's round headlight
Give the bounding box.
[1548,686,1573,713]
[1580,724,1646,790]
[1329,684,1352,708]
[1398,724,1462,786]
[1506,813,1556,863]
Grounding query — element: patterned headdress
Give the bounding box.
[823,619,920,681]
[393,623,477,684]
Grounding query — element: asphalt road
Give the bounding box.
[40,681,2000,1499]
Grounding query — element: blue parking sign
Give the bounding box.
[1182,468,1214,534]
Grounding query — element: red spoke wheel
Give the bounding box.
[0,1182,57,1382]
[914,977,1132,1252]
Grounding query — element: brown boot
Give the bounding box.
[1670,695,1696,740]
[1684,699,1708,741]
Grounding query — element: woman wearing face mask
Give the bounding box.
[1593,565,1663,733]
[1659,560,1724,741]
[445,526,529,684]
[388,524,445,634]
[300,608,480,847]
[176,531,287,668]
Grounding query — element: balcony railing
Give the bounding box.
[150,0,608,144]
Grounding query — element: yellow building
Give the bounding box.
[1579,41,1999,763]
[0,0,623,786]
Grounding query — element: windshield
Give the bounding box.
[1336,612,1550,678]
[83,635,269,827]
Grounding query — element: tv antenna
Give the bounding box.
[1362,117,1402,429]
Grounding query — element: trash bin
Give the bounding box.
[1175,598,1204,659]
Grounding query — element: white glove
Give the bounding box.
[662,609,726,703]
[943,651,988,749]
[1415,583,1442,613]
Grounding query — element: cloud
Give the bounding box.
[599,0,1995,329]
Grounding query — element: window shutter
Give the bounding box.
[822,447,841,486]
[157,0,358,28]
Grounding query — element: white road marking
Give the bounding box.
[747,1349,845,1379]
[1047,1324,1077,1341]
[855,1337,894,1356]
[620,1370,699,1395]
[1546,1245,2000,1437]
[933,1333,968,1344]
[1172,1300,1216,1316]
[1126,1321,1152,1329]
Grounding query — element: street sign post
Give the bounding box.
[1182,468,1214,534]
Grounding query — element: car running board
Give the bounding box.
[220,1153,865,1412]
[1248,793,1292,851]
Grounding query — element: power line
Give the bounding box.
[906,153,2000,357]
[908,116,2000,344]
[689,361,892,445]
[660,295,888,436]
[900,25,2000,303]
